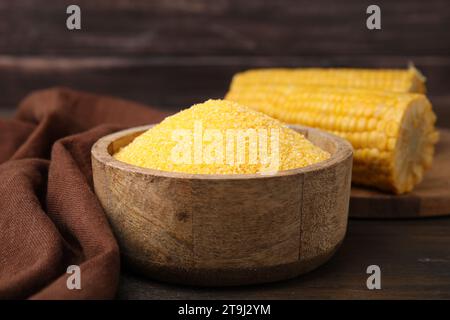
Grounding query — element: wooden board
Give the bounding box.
[349,128,450,218]
[2,0,450,57]
[1,57,450,129]
[1,58,450,129]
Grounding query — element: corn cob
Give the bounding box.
[226,85,438,194]
[230,67,426,94]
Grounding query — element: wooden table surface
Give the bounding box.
[117,217,450,300]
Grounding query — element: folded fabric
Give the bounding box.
[0,87,170,299]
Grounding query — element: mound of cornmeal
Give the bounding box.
[114,99,330,174]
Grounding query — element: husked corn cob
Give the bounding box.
[230,67,426,94]
[226,85,438,194]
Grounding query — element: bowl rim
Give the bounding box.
[91,124,353,180]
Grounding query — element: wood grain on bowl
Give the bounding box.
[91,125,353,286]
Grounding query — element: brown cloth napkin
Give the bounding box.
[0,87,170,299]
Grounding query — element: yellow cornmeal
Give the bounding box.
[114,99,330,174]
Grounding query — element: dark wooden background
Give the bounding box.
[0,0,449,127]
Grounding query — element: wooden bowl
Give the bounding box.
[91,124,353,286]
